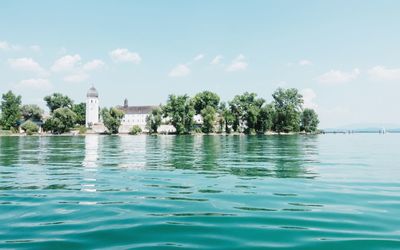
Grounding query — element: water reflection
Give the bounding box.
[82,135,99,192]
[157,135,319,178]
[0,137,20,166]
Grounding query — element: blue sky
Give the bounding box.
[1,0,400,128]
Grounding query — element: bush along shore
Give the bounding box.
[0,88,319,136]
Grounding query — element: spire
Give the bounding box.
[124,98,128,108]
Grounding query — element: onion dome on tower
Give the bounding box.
[87,86,99,98]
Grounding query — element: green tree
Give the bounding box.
[229,92,265,133]
[272,88,303,133]
[21,104,44,121]
[43,107,77,134]
[129,125,142,135]
[218,102,234,133]
[0,91,22,130]
[301,108,319,133]
[244,105,260,134]
[163,94,195,134]
[44,93,73,113]
[201,105,216,133]
[21,120,39,135]
[256,103,275,134]
[193,91,220,114]
[72,102,86,125]
[146,106,162,134]
[101,107,124,134]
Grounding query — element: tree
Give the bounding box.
[301,108,319,133]
[21,120,39,135]
[101,107,124,134]
[43,107,77,134]
[244,105,260,134]
[44,93,73,113]
[146,107,162,134]
[163,94,195,134]
[72,102,86,125]
[193,91,220,114]
[256,103,275,134]
[272,88,303,133]
[201,105,216,133]
[129,125,142,135]
[0,91,22,130]
[219,102,234,133]
[229,92,265,133]
[21,104,44,121]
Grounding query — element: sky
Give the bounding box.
[1,0,400,128]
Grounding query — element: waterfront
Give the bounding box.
[1,134,400,249]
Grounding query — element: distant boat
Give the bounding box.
[380,127,386,134]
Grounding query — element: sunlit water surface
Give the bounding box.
[1,134,400,249]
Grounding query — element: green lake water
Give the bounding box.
[0,134,399,249]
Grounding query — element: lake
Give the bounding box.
[0,134,399,249]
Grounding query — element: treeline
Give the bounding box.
[0,87,319,135]
[0,91,86,134]
[144,88,319,135]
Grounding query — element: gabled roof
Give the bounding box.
[116,105,157,115]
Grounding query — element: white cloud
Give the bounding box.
[51,54,81,72]
[109,48,141,64]
[63,72,89,83]
[194,54,204,61]
[301,88,318,109]
[169,64,191,77]
[0,41,10,50]
[30,45,41,52]
[15,79,52,90]
[317,68,360,84]
[210,55,223,65]
[226,54,248,72]
[0,41,20,51]
[368,66,400,81]
[8,58,48,76]
[83,59,105,71]
[299,59,312,66]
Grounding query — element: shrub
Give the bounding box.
[129,125,142,135]
[21,120,39,135]
[78,126,87,135]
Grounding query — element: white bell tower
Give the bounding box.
[86,86,99,128]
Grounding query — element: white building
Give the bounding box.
[85,87,176,134]
[86,86,99,127]
[117,99,158,133]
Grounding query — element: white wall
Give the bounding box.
[86,97,99,127]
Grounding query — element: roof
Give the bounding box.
[117,105,158,115]
[87,86,99,98]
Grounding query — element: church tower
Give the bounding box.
[86,86,99,128]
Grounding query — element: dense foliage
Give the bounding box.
[72,103,86,126]
[21,120,39,135]
[129,125,142,135]
[0,91,22,130]
[146,107,163,134]
[272,88,303,133]
[301,108,319,133]
[21,104,44,122]
[44,93,73,113]
[43,107,77,134]
[163,95,195,135]
[101,107,124,134]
